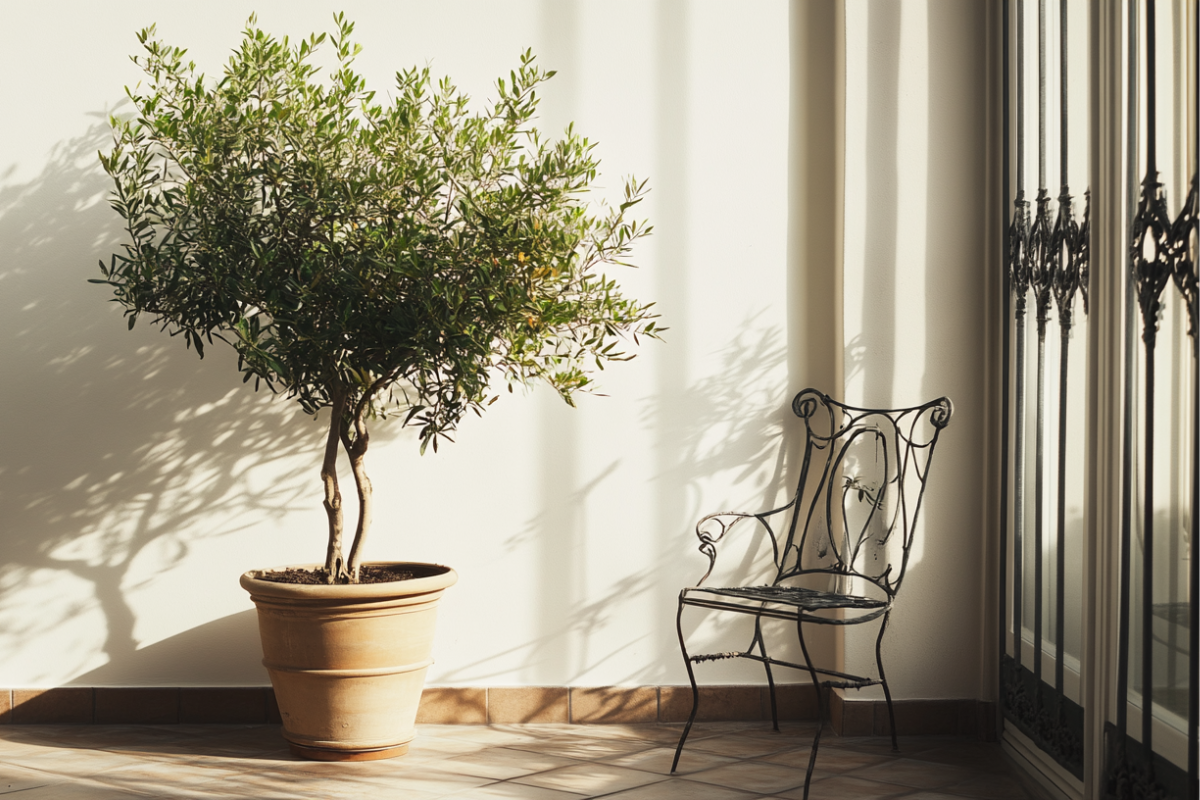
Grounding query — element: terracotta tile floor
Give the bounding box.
[0,722,1048,799]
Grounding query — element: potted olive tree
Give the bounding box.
[97,15,659,760]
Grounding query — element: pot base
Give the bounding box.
[288,741,410,762]
[242,561,457,759]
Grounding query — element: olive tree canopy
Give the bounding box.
[97,15,660,582]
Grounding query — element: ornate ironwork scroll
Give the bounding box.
[1001,0,1089,779]
[1004,1,1195,793]
[1103,0,1199,796]
[1170,177,1197,339]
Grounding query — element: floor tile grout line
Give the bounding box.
[0,725,1047,800]
[561,773,673,800]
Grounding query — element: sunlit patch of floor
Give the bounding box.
[0,722,1046,799]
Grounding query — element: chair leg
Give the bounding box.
[671,597,701,774]
[875,610,898,752]
[753,616,780,732]
[796,617,824,800]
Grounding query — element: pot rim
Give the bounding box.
[240,561,457,600]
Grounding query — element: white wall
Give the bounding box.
[0,0,991,699]
[0,0,792,688]
[841,0,989,700]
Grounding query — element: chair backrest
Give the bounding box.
[773,388,953,599]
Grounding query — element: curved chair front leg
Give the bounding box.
[671,594,701,774]
[875,609,899,752]
[796,615,824,800]
[752,614,780,732]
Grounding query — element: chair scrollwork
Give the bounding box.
[672,388,953,799]
[693,503,793,586]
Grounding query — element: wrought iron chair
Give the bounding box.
[671,388,953,798]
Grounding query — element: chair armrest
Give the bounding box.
[692,501,794,586]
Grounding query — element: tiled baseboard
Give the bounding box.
[829,691,998,741]
[417,684,820,724]
[0,685,811,726]
[0,686,994,738]
[0,688,282,725]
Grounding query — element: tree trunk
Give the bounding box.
[342,404,372,584]
[345,440,372,583]
[322,390,348,583]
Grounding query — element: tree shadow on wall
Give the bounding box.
[436,318,793,687]
[0,120,346,684]
[646,318,807,683]
[72,610,265,686]
[640,315,795,601]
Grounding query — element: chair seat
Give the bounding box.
[686,584,888,611]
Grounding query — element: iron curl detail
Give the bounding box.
[693,512,755,587]
[1130,172,1175,348]
[791,388,825,420]
[1009,195,1032,302]
[1029,189,1056,334]
[1051,189,1085,330]
[1168,174,1198,338]
[1077,191,1091,315]
[929,397,953,430]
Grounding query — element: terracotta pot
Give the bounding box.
[239,562,457,761]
